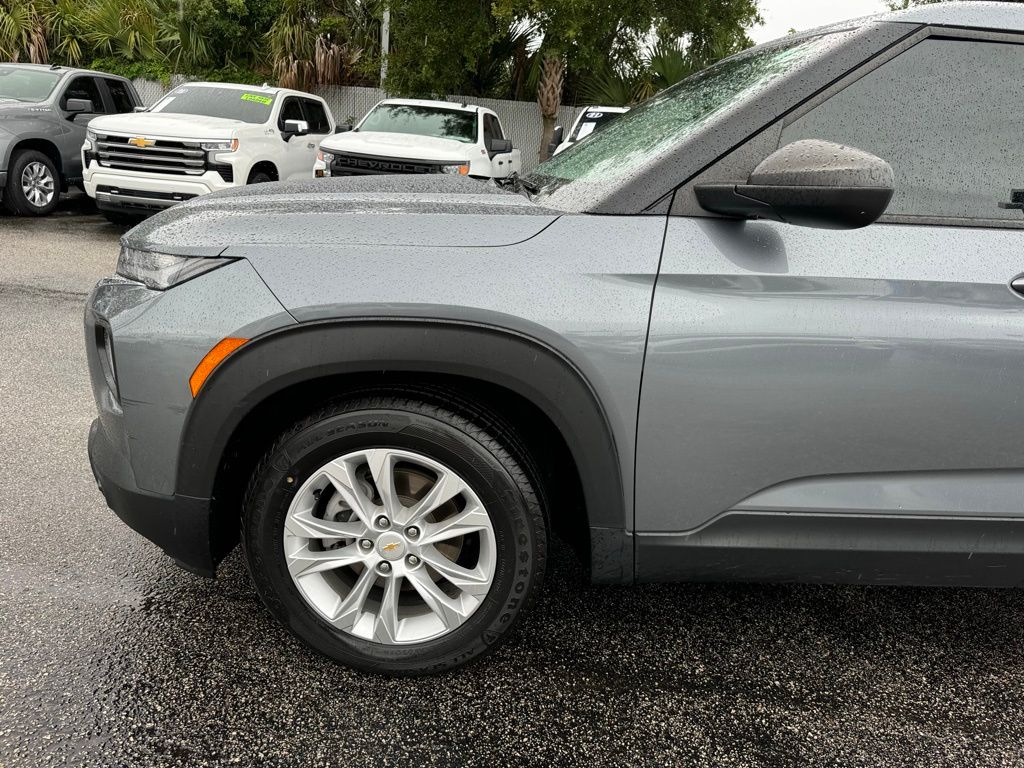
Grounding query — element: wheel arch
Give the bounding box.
[177,319,631,583]
[8,137,64,182]
[247,160,279,183]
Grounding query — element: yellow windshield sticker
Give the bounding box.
[240,93,273,106]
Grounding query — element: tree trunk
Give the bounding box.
[536,54,564,163]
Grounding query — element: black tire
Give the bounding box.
[3,149,60,216]
[243,394,547,676]
[248,170,273,184]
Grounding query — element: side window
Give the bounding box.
[484,114,504,141]
[278,97,304,129]
[60,76,105,113]
[780,38,1024,223]
[300,99,330,134]
[105,79,136,113]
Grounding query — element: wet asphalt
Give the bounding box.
[2,201,1024,767]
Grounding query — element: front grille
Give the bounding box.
[96,134,207,176]
[330,153,447,176]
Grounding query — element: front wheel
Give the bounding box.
[4,150,60,216]
[243,395,547,675]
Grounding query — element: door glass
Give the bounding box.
[780,39,1024,222]
[279,97,304,129]
[300,99,330,133]
[60,76,104,113]
[105,79,135,112]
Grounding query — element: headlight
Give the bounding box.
[86,129,98,143]
[84,128,98,151]
[440,163,470,175]
[116,247,235,291]
[317,150,335,163]
[200,139,238,152]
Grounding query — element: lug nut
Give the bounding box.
[359,538,373,551]
[375,515,390,529]
[405,526,420,539]
[377,561,392,574]
[406,554,420,567]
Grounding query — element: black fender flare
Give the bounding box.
[176,318,630,579]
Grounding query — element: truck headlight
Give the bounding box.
[440,163,470,175]
[84,128,98,151]
[200,139,238,152]
[116,247,235,291]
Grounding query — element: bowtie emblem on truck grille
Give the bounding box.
[128,137,156,148]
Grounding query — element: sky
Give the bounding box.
[750,0,891,43]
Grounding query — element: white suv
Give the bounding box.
[83,82,334,220]
[316,98,521,180]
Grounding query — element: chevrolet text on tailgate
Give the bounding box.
[86,2,1024,676]
[82,81,334,222]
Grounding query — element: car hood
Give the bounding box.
[320,131,474,161]
[88,112,246,140]
[125,176,561,253]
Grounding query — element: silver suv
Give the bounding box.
[86,3,1024,675]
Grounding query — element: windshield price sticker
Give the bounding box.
[241,93,273,106]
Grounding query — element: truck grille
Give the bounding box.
[95,134,207,176]
[330,153,447,176]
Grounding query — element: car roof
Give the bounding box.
[179,81,325,100]
[822,1,1024,34]
[0,62,128,79]
[378,98,479,113]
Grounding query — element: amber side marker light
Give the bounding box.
[189,337,248,397]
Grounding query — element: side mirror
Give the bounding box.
[335,123,353,133]
[133,105,148,113]
[694,139,894,230]
[488,137,513,154]
[65,98,94,115]
[283,119,309,139]
[547,125,564,158]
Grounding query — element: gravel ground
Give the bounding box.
[2,204,1024,767]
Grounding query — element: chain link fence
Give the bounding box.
[132,79,584,173]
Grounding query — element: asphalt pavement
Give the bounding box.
[2,199,1024,767]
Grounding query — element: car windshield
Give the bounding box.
[526,34,838,197]
[569,110,626,142]
[358,104,478,143]
[0,66,62,102]
[150,86,276,123]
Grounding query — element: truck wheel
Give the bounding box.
[4,150,60,216]
[248,170,273,184]
[242,394,547,675]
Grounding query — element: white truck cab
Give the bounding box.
[550,106,629,156]
[316,98,521,180]
[82,82,334,219]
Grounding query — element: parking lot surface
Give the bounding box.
[2,203,1024,767]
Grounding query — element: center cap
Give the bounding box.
[376,532,406,561]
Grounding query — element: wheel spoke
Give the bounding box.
[320,458,376,528]
[405,567,468,628]
[400,470,467,527]
[287,541,365,578]
[365,449,401,519]
[328,566,377,630]
[373,575,402,643]
[284,502,367,540]
[419,545,491,596]
[418,503,490,545]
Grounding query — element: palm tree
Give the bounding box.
[0,0,49,63]
[536,52,564,162]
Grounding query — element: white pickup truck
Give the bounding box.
[82,81,334,220]
[316,98,521,180]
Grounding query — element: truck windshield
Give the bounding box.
[358,104,478,143]
[526,34,838,197]
[0,66,61,102]
[150,86,276,123]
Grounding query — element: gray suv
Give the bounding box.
[85,3,1024,675]
[0,64,140,215]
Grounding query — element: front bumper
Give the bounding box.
[88,419,221,576]
[84,166,235,213]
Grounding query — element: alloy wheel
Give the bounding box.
[282,448,497,645]
[21,161,55,209]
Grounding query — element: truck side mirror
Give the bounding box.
[547,125,564,157]
[283,119,309,139]
[488,137,512,154]
[694,140,894,230]
[65,98,94,115]
[335,124,353,133]
[133,105,148,113]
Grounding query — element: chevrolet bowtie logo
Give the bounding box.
[381,542,401,553]
[128,136,155,148]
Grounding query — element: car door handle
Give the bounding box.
[1011,276,1024,295]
